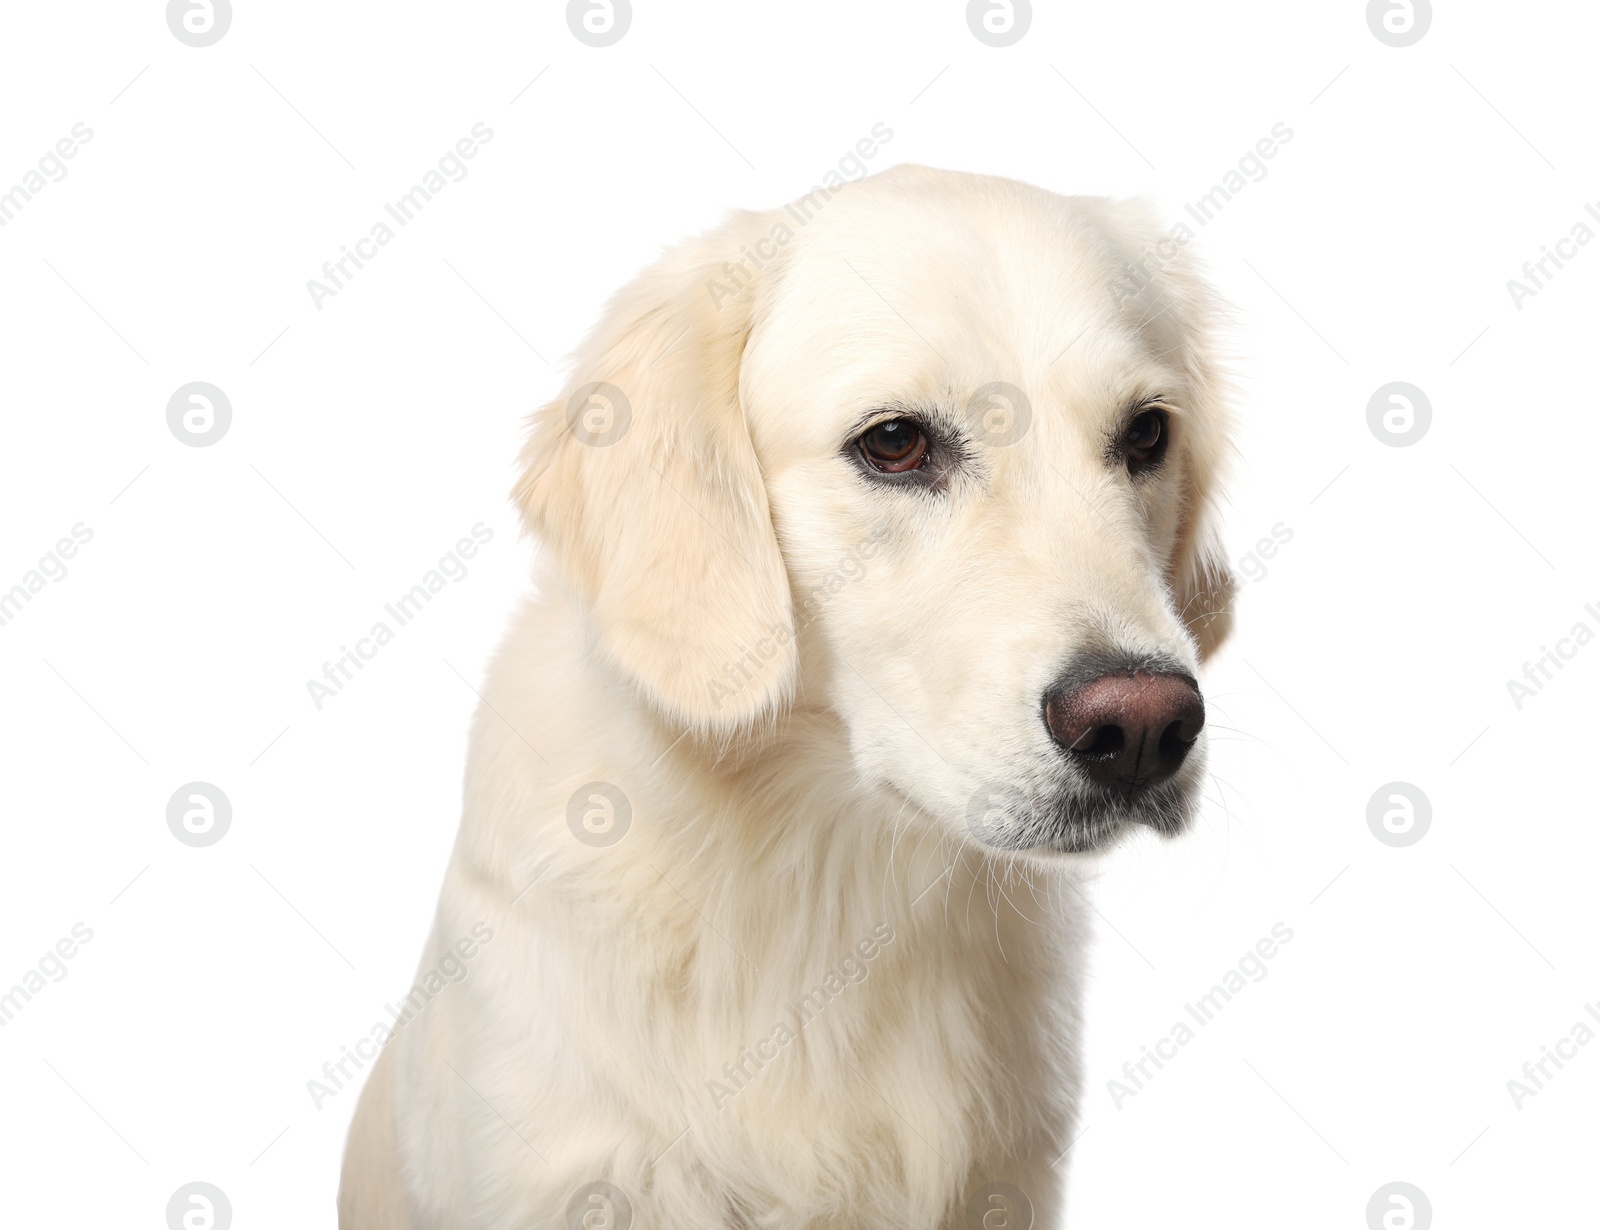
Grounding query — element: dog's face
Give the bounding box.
[519,167,1233,857]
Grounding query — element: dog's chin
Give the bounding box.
[969,780,1199,859]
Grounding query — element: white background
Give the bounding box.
[1,1,1595,1227]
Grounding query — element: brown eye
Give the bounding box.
[859,419,928,473]
[1123,408,1168,473]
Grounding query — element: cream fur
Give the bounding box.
[340,165,1233,1230]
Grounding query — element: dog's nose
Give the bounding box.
[1045,669,1204,788]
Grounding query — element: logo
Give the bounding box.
[1366,0,1431,47]
[166,1183,232,1230]
[965,1182,1033,1230]
[1366,782,1431,848]
[567,782,632,847]
[567,382,632,447]
[167,783,232,848]
[1366,1182,1431,1230]
[567,0,632,47]
[565,1181,633,1230]
[1366,382,1430,448]
[966,0,1032,47]
[166,0,232,47]
[167,382,232,447]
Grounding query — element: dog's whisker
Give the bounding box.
[882,789,916,903]
[988,864,1011,963]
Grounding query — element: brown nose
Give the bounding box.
[1045,669,1204,789]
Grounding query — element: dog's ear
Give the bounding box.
[1171,508,1234,662]
[514,212,795,734]
[1093,198,1237,662]
[1164,292,1234,663]
[1167,272,1235,663]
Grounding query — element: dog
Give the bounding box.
[339,164,1234,1230]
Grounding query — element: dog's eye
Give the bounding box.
[858,420,929,473]
[1122,408,1168,474]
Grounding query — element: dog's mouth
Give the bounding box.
[966,776,1197,855]
[1048,789,1195,853]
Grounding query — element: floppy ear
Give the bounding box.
[513,212,796,734]
[1171,508,1234,662]
[1093,198,1237,662]
[1166,293,1235,663]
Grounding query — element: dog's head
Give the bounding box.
[517,166,1233,856]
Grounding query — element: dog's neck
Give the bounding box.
[428,585,1086,1216]
[455,584,1082,994]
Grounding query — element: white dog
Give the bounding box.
[339,164,1234,1230]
